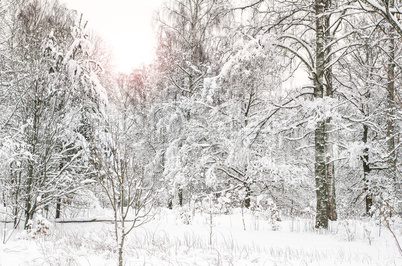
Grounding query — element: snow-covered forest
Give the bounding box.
[0,0,401,265]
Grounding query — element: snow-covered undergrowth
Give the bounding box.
[1,209,401,265]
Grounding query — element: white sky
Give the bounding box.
[62,0,162,73]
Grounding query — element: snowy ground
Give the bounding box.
[1,209,401,265]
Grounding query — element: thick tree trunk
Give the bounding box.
[315,121,328,228]
[314,0,329,229]
[386,24,396,168]
[326,119,337,221]
[324,0,337,222]
[385,0,401,215]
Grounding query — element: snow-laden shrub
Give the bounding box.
[27,214,52,239]
[23,196,52,239]
[180,209,192,225]
[251,195,281,231]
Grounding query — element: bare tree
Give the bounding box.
[359,0,402,36]
[90,116,158,266]
[262,0,341,228]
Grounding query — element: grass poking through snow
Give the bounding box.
[1,209,401,265]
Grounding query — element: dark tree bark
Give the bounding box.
[55,197,62,219]
[314,0,329,229]
[167,197,173,209]
[244,185,251,209]
[324,1,338,221]
[178,188,183,207]
[362,124,372,214]
[386,19,396,167]
[324,1,337,221]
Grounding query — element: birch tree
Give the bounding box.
[90,121,157,266]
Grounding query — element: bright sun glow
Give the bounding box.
[111,30,155,73]
[63,0,160,73]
